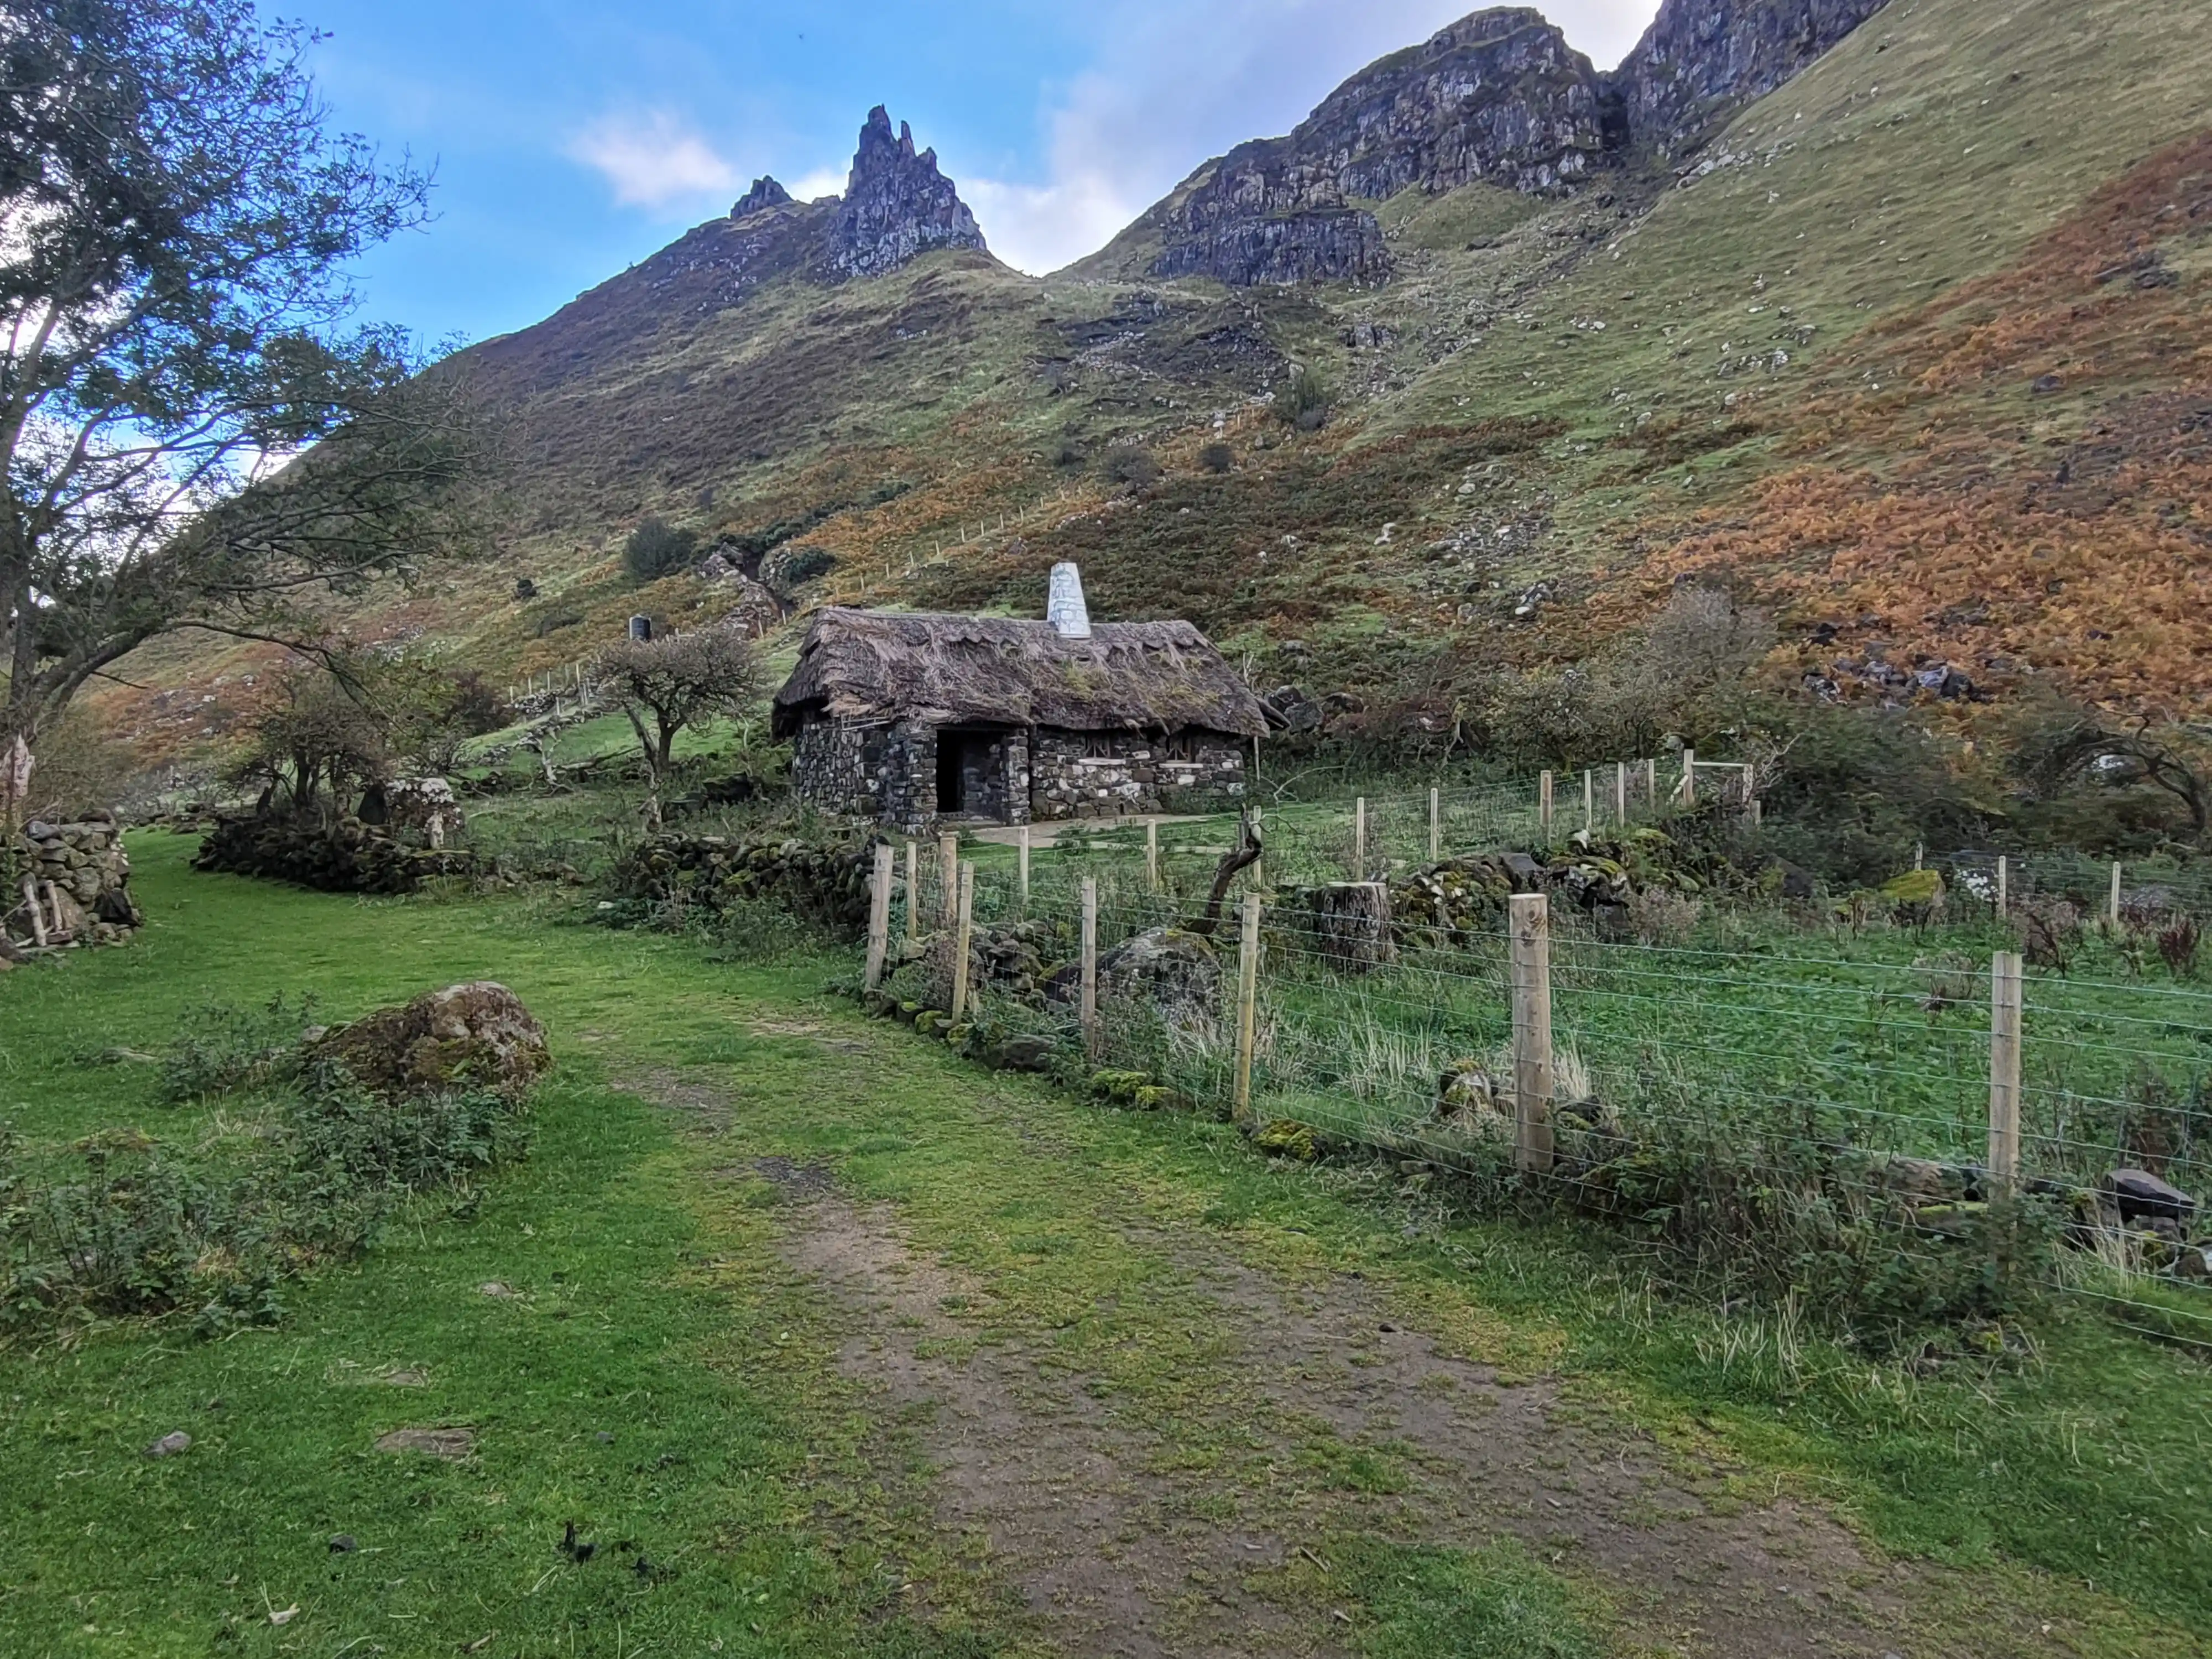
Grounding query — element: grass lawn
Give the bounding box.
[2,836,2209,1656]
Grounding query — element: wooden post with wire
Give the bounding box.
[1233,892,1262,1126]
[863,843,894,992]
[1988,950,2023,1190]
[904,841,920,943]
[1614,762,1627,826]
[1997,855,2009,920]
[1018,825,1031,908]
[1538,770,1554,839]
[1642,758,1657,811]
[1681,748,1697,806]
[1252,806,1266,888]
[1582,769,1593,834]
[1429,787,1441,863]
[938,832,959,924]
[1354,796,1368,877]
[1080,877,1100,1058]
[1146,820,1160,889]
[950,862,975,1022]
[1510,893,1553,1175]
[2109,861,2122,928]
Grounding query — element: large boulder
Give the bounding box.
[1098,927,1222,1021]
[317,982,550,1102]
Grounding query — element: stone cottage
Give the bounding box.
[773,567,1267,827]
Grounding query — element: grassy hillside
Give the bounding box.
[90,0,2212,767]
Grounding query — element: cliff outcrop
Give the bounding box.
[832,106,989,279]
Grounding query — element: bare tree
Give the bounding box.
[594,627,765,827]
[0,1,491,751]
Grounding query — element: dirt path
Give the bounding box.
[745,1164,1918,1659]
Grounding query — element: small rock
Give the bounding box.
[329,1534,358,1553]
[144,1431,192,1459]
[2104,1167,2196,1225]
[594,1431,615,1444]
[383,1367,429,1387]
[479,1281,517,1298]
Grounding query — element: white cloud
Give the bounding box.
[567,110,738,209]
[787,167,847,204]
[957,0,1661,274]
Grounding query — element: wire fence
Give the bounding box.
[863,827,2212,1350]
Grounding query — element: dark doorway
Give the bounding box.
[936,733,967,813]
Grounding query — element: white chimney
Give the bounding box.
[1046,561,1092,639]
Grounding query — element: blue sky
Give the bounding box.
[304,1,1662,348]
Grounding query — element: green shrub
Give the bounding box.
[624,515,700,581]
[1198,441,1235,474]
[160,994,317,1102]
[1272,364,1332,431]
[1102,445,1160,488]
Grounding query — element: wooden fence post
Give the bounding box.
[1614,762,1627,826]
[950,862,975,1022]
[1996,855,2009,919]
[1252,806,1266,888]
[1018,825,1031,907]
[1988,950,2023,1190]
[1582,769,1593,834]
[1233,892,1262,1125]
[1509,893,1554,1174]
[1354,796,1367,877]
[21,878,48,948]
[1681,747,1696,806]
[1538,770,1554,838]
[863,843,894,992]
[2109,860,2122,928]
[904,841,920,943]
[1080,877,1100,1057]
[938,832,959,924]
[1429,787,1441,863]
[1642,757,1657,809]
[1146,820,1160,889]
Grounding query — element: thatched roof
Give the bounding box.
[773,608,1269,739]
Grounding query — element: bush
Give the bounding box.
[3,1010,537,1339]
[759,542,835,597]
[1198,441,1235,474]
[1102,445,1160,488]
[624,515,700,582]
[1272,364,1332,432]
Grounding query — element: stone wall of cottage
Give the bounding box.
[1029,729,1248,820]
[794,713,1246,826]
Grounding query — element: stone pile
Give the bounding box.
[194,814,474,895]
[6,813,141,949]
[611,830,878,932]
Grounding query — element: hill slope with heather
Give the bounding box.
[97,0,2212,763]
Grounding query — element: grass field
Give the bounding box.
[3,837,2210,1655]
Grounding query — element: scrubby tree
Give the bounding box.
[623,516,700,581]
[0,1,491,752]
[1272,365,1333,432]
[594,626,764,826]
[1198,442,1235,474]
[1102,445,1160,488]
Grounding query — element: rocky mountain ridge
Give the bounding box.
[1099,0,1894,286]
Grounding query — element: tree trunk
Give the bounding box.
[1307,882,1394,974]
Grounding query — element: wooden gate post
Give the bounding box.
[1080,877,1100,1058]
[950,862,976,1022]
[2109,860,2122,928]
[904,841,920,943]
[1429,787,1441,864]
[863,843,894,992]
[938,832,959,924]
[1538,770,1554,839]
[1018,824,1031,907]
[1988,950,2023,1190]
[1233,893,1262,1125]
[1509,893,1554,1175]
